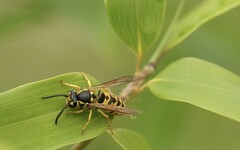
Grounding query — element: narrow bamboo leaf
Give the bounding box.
[105,0,166,53]
[0,73,108,150]
[166,0,240,50]
[148,58,240,122]
[107,128,151,150]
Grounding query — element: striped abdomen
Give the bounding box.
[97,90,125,107]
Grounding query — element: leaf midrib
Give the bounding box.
[150,78,239,97]
[134,0,143,53]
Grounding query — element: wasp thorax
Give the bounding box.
[77,90,92,103]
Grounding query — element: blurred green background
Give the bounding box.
[0,0,240,150]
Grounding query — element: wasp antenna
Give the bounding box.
[55,104,68,125]
[41,94,68,99]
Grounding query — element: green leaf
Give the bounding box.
[0,73,108,150]
[166,0,240,50]
[105,0,166,53]
[148,58,240,122]
[107,128,151,150]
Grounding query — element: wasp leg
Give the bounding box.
[66,109,83,115]
[60,80,81,90]
[82,73,92,87]
[97,109,113,135]
[81,109,93,133]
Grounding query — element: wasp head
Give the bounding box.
[66,90,78,108]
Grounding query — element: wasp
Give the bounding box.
[42,74,140,134]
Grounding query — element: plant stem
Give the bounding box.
[119,53,163,102]
[71,1,185,149]
[119,0,185,101]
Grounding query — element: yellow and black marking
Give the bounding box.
[42,74,138,134]
[97,90,125,107]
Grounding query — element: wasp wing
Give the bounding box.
[89,76,138,90]
[89,103,141,115]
